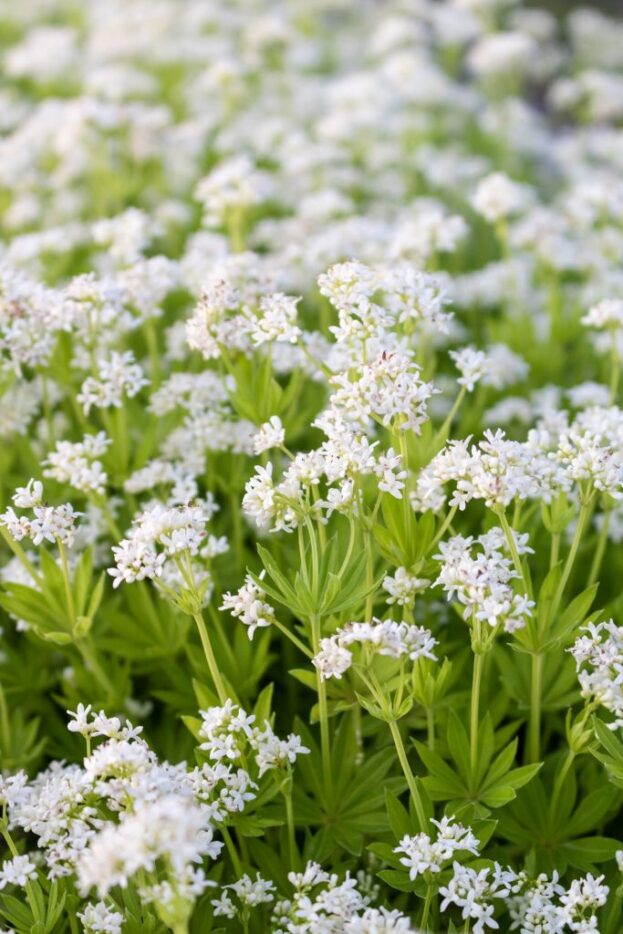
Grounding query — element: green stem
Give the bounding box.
[433,386,466,448]
[283,780,297,869]
[550,500,592,623]
[427,707,435,752]
[550,532,560,570]
[587,510,610,588]
[0,682,10,751]
[337,515,356,578]
[57,539,75,626]
[221,825,242,876]
[310,614,332,797]
[271,616,313,658]
[470,652,483,777]
[193,612,229,705]
[609,335,620,402]
[429,504,458,554]
[550,749,574,817]
[364,528,375,621]
[528,652,543,763]
[388,718,427,830]
[498,508,532,597]
[421,885,434,932]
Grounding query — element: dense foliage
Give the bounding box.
[0,0,623,931]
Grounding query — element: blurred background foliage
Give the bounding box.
[538,0,621,14]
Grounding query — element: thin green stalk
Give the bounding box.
[283,780,298,869]
[304,515,320,592]
[193,611,229,705]
[388,718,427,830]
[221,825,242,876]
[337,515,356,578]
[271,616,313,658]
[144,317,161,388]
[229,489,245,574]
[497,508,532,597]
[470,652,484,776]
[550,749,574,816]
[427,707,435,752]
[550,531,560,570]
[528,651,543,763]
[364,528,375,621]
[550,500,592,622]
[609,335,620,402]
[57,539,76,626]
[429,504,458,554]
[421,885,434,932]
[433,385,466,448]
[588,510,611,587]
[0,682,10,750]
[310,614,332,796]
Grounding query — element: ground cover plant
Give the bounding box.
[1,0,623,931]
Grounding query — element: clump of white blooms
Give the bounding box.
[212,873,275,920]
[253,415,286,454]
[395,817,480,879]
[198,700,309,776]
[472,173,529,224]
[43,432,110,496]
[435,528,534,633]
[77,901,124,934]
[108,497,220,596]
[0,479,81,547]
[271,862,378,932]
[314,618,437,680]
[78,351,148,414]
[220,573,276,640]
[439,862,518,934]
[570,620,623,727]
[383,568,430,608]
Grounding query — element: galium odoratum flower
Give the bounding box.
[394,816,480,880]
[0,478,81,547]
[434,527,534,636]
[198,699,309,776]
[570,620,623,727]
[313,618,437,681]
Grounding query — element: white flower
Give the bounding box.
[570,620,623,727]
[221,573,276,640]
[435,529,534,633]
[440,862,517,934]
[383,568,430,607]
[313,619,437,680]
[78,901,124,934]
[582,299,623,331]
[395,817,480,880]
[43,432,110,496]
[450,347,489,392]
[253,415,285,454]
[250,724,309,776]
[0,854,37,889]
[78,352,148,415]
[472,173,528,224]
[251,293,301,346]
